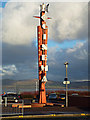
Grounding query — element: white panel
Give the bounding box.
[41,65,44,71]
[63,81,66,84]
[67,81,70,84]
[45,65,48,71]
[42,55,47,60]
[42,24,46,29]
[42,4,45,11]
[42,55,45,60]
[41,14,47,21]
[41,76,47,82]
[63,81,70,84]
[43,34,46,39]
[42,44,47,50]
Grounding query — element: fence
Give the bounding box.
[1,99,27,117]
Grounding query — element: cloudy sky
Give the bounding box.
[0,1,88,82]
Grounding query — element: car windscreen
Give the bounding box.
[50,94,56,97]
[7,94,17,97]
[60,94,65,97]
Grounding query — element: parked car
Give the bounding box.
[2,92,21,103]
[72,93,79,96]
[59,94,66,100]
[48,93,57,100]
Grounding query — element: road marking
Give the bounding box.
[81,113,86,116]
[19,116,23,118]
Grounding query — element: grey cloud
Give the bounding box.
[2,41,38,80]
[47,3,88,42]
[2,43,38,79]
[48,41,88,81]
[2,2,88,81]
[2,42,37,64]
[2,37,88,81]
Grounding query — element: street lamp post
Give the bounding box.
[64,62,69,107]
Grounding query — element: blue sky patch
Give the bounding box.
[48,40,86,49]
[34,38,86,50]
[0,2,7,8]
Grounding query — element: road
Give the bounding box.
[1,117,90,120]
[1,95,90,119]
[1,114,90,120]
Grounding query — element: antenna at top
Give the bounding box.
[40,3,49,12]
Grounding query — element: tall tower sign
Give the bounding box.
[34,3,50,104]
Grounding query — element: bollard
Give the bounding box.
[5,97,7,107]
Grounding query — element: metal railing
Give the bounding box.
[1,99,25,117]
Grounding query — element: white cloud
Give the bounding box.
[47,3,88,42]
[0,64,18,76]
[2,2,88,45]
[67,41,88,60]
[67,42,84,53]
[74,49,88,60]
[75,79,90,82]
[2,2,39,45]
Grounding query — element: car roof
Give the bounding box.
[72,93,78,95]
[60,94,65,95]
[7,92,17,94]
[50,93,56,94]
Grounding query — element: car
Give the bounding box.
[72,93,79,96]
[48,93,57,100]
[59,94,66,100]
[2,92,21,103]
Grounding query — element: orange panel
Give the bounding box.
[37,10,48,104]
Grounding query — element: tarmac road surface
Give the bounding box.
[1,95,90,119]
[1,115,90,120]
[1,105,90,120]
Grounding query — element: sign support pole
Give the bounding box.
[64,62,69,107]
[66,82,68,107]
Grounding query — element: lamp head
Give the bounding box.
[64,61,69,65]
[64,61,69,68]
